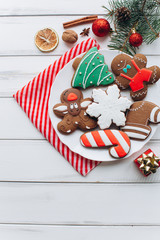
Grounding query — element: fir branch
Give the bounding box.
[103,0,160,55]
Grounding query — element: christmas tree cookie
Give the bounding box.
[71,47,114,89]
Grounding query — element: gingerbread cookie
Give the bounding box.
[80,129,131,158]
[121,101,160,140]
[53,88,97,134]
[111,53,160,101]
[86,84,132,129]
[71,47,114,89]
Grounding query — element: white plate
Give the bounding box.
[49,49,160,161]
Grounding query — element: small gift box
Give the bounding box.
[134,149,160,177]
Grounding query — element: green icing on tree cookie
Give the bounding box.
[72,47,114,89]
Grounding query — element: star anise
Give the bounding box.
[80,28,90,36]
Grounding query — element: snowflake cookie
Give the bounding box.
[86,84,132,129]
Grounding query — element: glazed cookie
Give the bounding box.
[53,88,97,134]
[71,47,114,89]
[80,129,131,158]
[86,84,132,129]
[111,53,160,101]
[121,101,160,140]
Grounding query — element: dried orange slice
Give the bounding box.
[35,28,59,52]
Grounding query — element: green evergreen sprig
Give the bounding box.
[103,0,160,55]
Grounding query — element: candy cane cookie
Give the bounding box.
[80,130,131,158]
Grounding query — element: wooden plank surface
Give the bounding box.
[0,16,160,56]
[0,225,160,240]
[0,0,108,15]
[0,182,160,225]
[1,0,160,237]
[0,140,160,182]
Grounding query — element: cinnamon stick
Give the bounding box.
[63,15,98,29]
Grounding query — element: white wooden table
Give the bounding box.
[1,0,160,239]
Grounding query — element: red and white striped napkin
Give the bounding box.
[13,38,101,176]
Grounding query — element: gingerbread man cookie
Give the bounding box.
[53,88,97,134]
[121,101,160,140]
[71,47,114,89]
[111,53,160,101]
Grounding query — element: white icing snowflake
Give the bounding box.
[87,85,132,129]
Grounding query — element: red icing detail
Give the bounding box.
[105,130,127,157]
[85,62,87,64]
[97,57,99,59]
[120,131,130,147]
[106,71,108,73]
[110,76,112,79]
[92,131,105,147]
[120,60,152,92]
[81,134,92,147]
[134,149,160,177]
[67,93,78,101]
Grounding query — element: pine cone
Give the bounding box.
[115,7,131,22]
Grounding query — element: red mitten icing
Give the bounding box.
[80,129,131,158]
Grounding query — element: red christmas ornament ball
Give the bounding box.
[92,18,110,37]
[129,33,143,47]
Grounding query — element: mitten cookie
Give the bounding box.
[53,88,97,134]
[86,84,132,129]
[121,101,160,140]
[71,47,114,89]
[111,53,160,101]
[80,129,131,158]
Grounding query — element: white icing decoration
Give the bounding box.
[130,102,144,111]
[84,64,104,88]
[54,105,67,112]
[74,102,78,109]
[86,85,132,129]
[75,122,78,124]
[70,103,74,109]
[67,130,71,133]
[82,52,98,88]
[81,100,92,108]
[122,131,147,140]
[86,126,91,129]
[150,107,159,122]
[118,60,126,71]
[98,73,113,85]
[121,125,150,134]
[72,50,98,87]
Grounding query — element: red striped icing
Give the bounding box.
[81,130,130,158]
[81,134,92,147]
[104,130,127,157]
[92,131,105,147]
